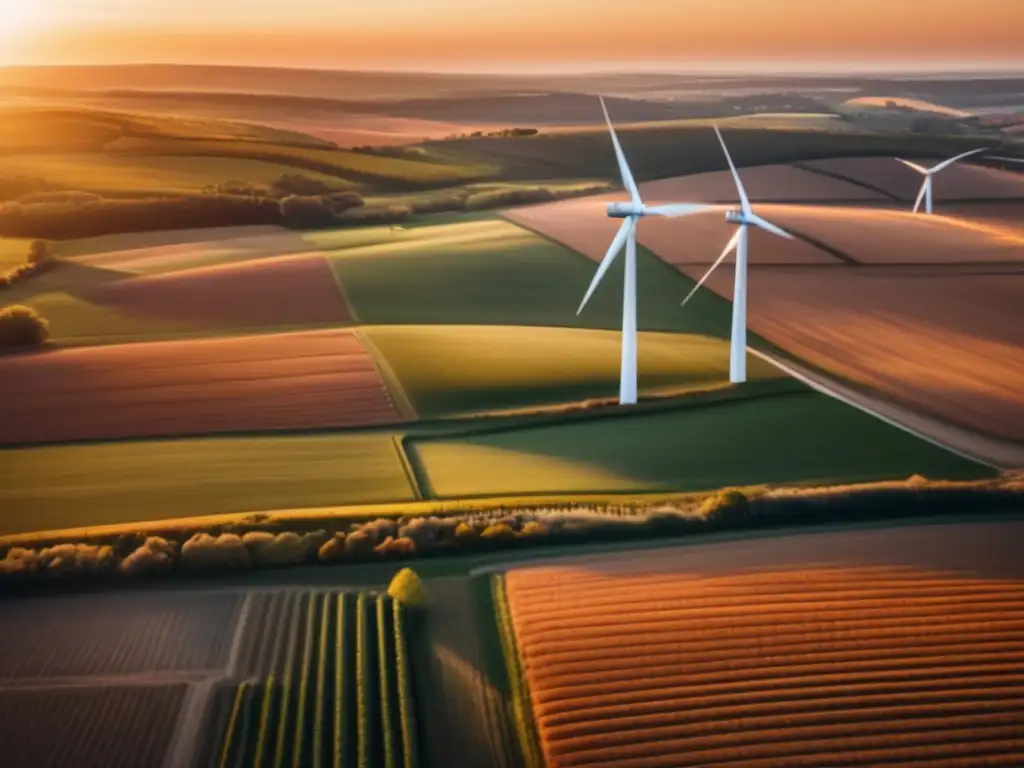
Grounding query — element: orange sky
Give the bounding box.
[3,0,1023,71]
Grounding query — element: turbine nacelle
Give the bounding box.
[607,201,645,219]
[724,209,747,225]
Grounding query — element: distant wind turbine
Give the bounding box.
[679,126,795,385]
[895,148,988,214]
[576,97,710,405]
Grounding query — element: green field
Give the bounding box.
[363,325,783,419]
[0,152,352,196]
[0,433,415,535]
[409,390,995,499]
[108,137,496,187]
[326,217,731,335]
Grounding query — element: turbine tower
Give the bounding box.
[895,148,988,214]
[680,126,794,385]
[576,97,710,405]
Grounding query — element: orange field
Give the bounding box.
[504,524,1024,767]
[801,157,1024,202]
[85,252,352,329]
[0,329,403,444]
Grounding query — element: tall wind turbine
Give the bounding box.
[895,148,988,214]
[680,126,795,385]
[576,97,710,405]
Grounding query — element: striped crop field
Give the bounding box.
[0,683,188,768]
[0,591,242,681]
[205,589,420,768]
[501,543,1024,766]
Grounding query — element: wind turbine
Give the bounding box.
[679,126,795,385]
[576,97,710,405]
[895,148,988,214]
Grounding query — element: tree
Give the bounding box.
[0,305,49,351]
[279,195,338,228]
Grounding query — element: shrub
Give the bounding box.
[317,533,347,564]
[520,521,549,537]
[481,522,517,540]
[279,194,338,228]
[322,191,365,213]
[388,568,427,607]
[119,536,177,576]
[243,530,327,566]
[0,305,49,351]
[204,180,270,198]
[375,536,416,557]
[180,533,249,570]
[345,529,375,558]
[700,489,751,526]
[336,204,411,225]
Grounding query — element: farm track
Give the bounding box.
[504,529,1024,768]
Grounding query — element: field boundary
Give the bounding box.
[391,436,425,502]
[490,574,545,768]
[356,328,419,423]
[326,255,362,323]
[790,161,905,202]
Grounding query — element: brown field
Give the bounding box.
[0,328,403,444]
[72,229,313,274]
[83,251,352,329]
[801,157,1024,202]
[741,204,1024,264]
[504,521,1024,768]
[52,225,296,258]
[679,264,1024,442]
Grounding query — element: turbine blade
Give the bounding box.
[600,96,642,206]
[749,214,794,240]
[895,158,930,175]
[714,125,752,216]
[985,155,1024,164]
[577,218,633,315]
[929,147,988,174]
[912,179,928,213]
[680,228,741,308]
[645,203,711,218]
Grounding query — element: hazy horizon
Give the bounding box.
[2,0,1022,73]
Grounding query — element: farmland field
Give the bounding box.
[363,325,782,419]
[500,520,1024,768]
[0,237,32,272]
[206,589,419,768]
[324,216,731,335]
[0,329,404,445]
[71,228,314,274]
[409,389,993,499]
[107,136,495,187]
[0,591,241,679]
[0,152,352,195]
[799,156,1024,202]
[675,264,1024,442]
[0,684,188,768]
[81,251,352,334]
[51,225,299,259]
[0,432,414,535]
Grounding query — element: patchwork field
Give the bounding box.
[0,152,351,195]
[0,329,403,445]
[82,251,352,332]
[324,216,730,335]
[0,432,415,535]
[501,520,1024,768]
[71,228,314,274]
[205,589,419,768]
[51,225,298,258]
[364,325,781,419]
[410,389,992,499]
[800,157,1024,202]
[680,264,1024,442]
[0,684,189,768]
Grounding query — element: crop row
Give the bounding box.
[501,565,1024,767]
[204,589,419,768]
